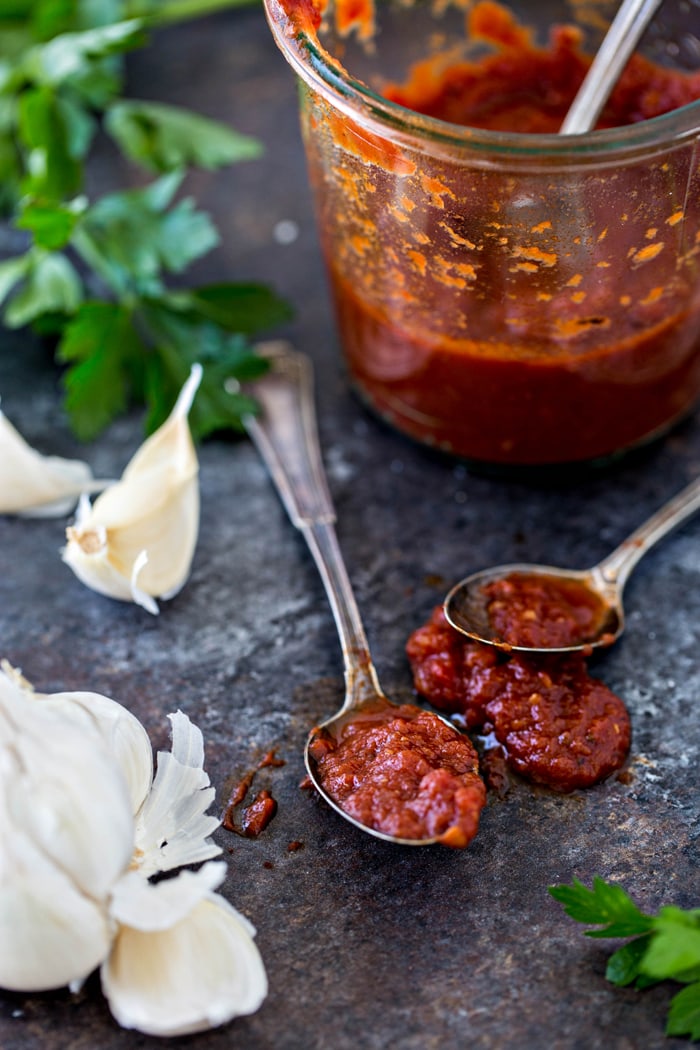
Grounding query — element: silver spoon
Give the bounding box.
[444,474,700,655]
[560,0,664,134]
[244,343,470,845]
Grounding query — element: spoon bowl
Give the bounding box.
[444,476,700,654]
[444,563,623,655]
[245,344,485,847]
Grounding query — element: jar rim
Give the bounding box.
[265,0,700,163]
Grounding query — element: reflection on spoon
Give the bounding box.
[244,344,486,847]
[444,475,700,655]
[560,0,664,134]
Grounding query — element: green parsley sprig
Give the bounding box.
[550,877,700,1042]
[0,0,291,440]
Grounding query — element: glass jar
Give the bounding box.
[264,0,700,466]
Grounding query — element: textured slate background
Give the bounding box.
[0,9,698,1049]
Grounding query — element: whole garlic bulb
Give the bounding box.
[0,663,268,1035]
[62,365,201,614]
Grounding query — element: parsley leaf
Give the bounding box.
[605,934,656,988]
[550,878,700,1042]
[548,877,653,939]
[21,20,145,85]
[138,295,274,438]
[105,99,262,171]
[74,173,219,297]
[18,84,84,199]
[3,249,82,327]
[57,299,145,438]
[174,282,294,333]
[0,0,288,441]
[668,983,700,1041]
[644,908,700,982]
[16,196,86,249]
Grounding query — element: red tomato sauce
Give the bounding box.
[241,790,278,837]
[382,8,700,131]
[336,284,700,466]
[406,607,630,792]
[482,572,611,649]
[307,703,487,847]
[222,749,285,837]
[323,3,700,465]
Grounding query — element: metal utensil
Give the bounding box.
[444,475,700,654]
[560,0,664,134]
[244,343,462,845]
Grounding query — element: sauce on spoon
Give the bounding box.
[444,476,700,655]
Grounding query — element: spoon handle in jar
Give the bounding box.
[243,343,382,704]
[595,475,700,591]
[560,0,663,135]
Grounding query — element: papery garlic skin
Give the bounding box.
[103,863,268,1037]
[0,405,96,517]
[134,711,221,877]
[62,365,202,614]
[0,667,135,991]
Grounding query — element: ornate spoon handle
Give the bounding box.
[244,344,383,709]
[595,474,700,590]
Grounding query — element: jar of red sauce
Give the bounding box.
[264,0,700,467]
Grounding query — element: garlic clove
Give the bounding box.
[34,686,154,816]
[62,365,202,613]
[121,364,202,484]
[0,662,265,1025]
[1,666,135,902]
[0,665,136,991]
[0,404,102,517]
[101,890,268,1036]
[133,711,221,878]
[62,501,160,614]
[0,825,113,992]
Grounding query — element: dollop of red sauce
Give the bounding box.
[406,606,630,792]
[308,704,487,847]
[482,572,610,649]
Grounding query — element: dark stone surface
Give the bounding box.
[0,9,698,1049]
